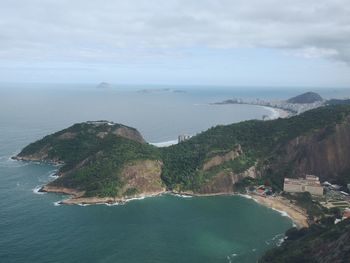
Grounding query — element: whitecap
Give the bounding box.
[276,237,285,247]
[172,193,193,198]
[78,203,90,207]
[125,196,146,203]
[238,194,252,199]
[271,207,291,218]
[33,185,45,195]
[53,201,62,206]
[262,106,280,120]
[49,173,59,179]
[105,202,120,206]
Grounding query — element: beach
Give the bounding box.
[247,194,308,228]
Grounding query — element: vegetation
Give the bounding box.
[282,192,325,219]
[17,105,350,196]
[259,219,350,263]
[18,122,160,197]
[287,92,323,104]
[51,135,160,197]
[161,105,350,191]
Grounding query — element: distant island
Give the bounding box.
[137,88,186,93]
[96,82,112,89]
[13,104,350,262]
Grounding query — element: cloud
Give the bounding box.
[0,0,349,64]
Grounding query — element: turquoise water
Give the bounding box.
[1,85,341,262]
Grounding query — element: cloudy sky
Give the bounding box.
[1,0,350,87]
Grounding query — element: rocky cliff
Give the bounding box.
[267,115,350,185]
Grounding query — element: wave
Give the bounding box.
[53,201,62,206]
[105,202,120,206]
[265,233,285,247]
[32,185,45,195]
[124,196,146,203]
[262,106,280,119]
[271,207,291,218]
[171,193,193,198]
[149,140,178,147]
[49,172,59,179]
[237,194,252,199]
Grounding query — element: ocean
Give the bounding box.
[1,84,349,263]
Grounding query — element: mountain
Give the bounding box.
[14,105,350,201]
[287,92,323,104]
[260,219,350,263]
[161,105,350,192]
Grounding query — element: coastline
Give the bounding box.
[171,191,308,228]
[41,185,308,227]
[149,105,291,148]
[41,185,166,205]
[262,106,291,119]
[244,193,308,228]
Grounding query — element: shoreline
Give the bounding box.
[244,193,308,228]
[43,185,308,228]
[262,106,291,119]
[41,185,167,205]
[149,105,291,148]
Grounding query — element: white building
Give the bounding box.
[178,134,191,143]
[284,175,324,196]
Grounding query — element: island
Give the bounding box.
[96,82,112,89]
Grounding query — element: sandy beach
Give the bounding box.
[247,194,309,228]
[263,106,291,119]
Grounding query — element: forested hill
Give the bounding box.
[14,105,350,198]
[287,91,323,104]
[260,219,350,263]
[161,104,350,192]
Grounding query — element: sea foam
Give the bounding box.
[53,201,62,206]
[271,207,291,218]
[262,106,280,120]
[171,193,193,198]
[33,185,45,195]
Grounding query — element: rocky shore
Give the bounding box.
[41,185,166,205]
[41,184,308,228]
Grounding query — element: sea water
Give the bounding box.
[1,85,349,263]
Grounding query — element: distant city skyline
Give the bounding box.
[0,0,350,87]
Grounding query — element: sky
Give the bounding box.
[0,0,350,87]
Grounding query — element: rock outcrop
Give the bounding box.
[269,115,350,183]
